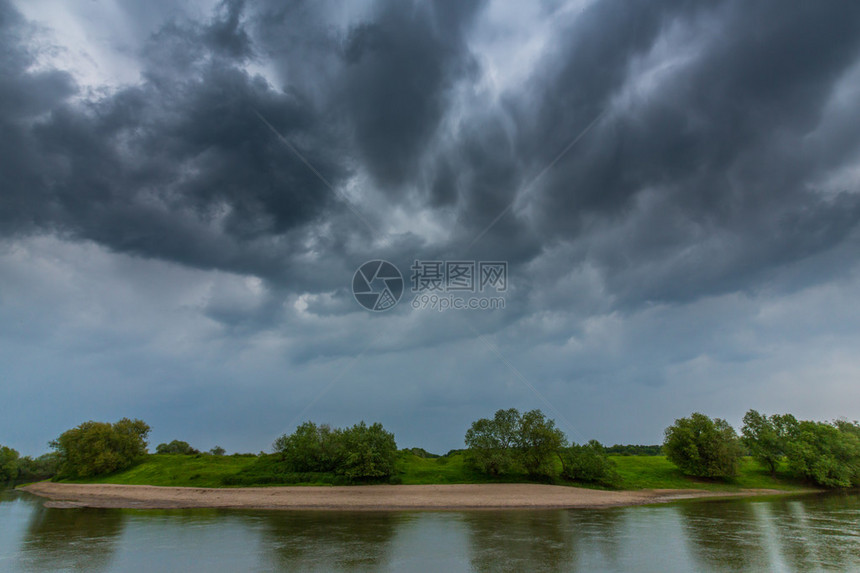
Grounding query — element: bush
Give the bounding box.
[272,420,398,480]
[340,422,398,480]
[51,418,150,479]
[663,413,743,478]
[155,440,200,455]
[559,440,621,486]
[274,422,344,473]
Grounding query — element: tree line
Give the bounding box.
[665,410,860,488]
[2,409,859,489]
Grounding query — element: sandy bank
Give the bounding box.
[20,482,795,511]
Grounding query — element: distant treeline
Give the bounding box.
[3,409,859,489]
[605,444,662,456]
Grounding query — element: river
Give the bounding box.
[1,489,858,572]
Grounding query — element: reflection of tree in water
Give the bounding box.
[564,508,624,568]
[22,505,125,571]
[770,494,860,572]
[258,511,401,572]
[678,499,771,571]
[463,510,580,572]
[680,495,860,572]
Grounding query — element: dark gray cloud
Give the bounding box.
[518,0,860,304]
[337,0,484,189]
[1,0,859,324]
[1,0,349,286]
[2,0,860,455]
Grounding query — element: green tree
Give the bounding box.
[785,420,860,488]
[50,418,150,479]
[464,408,520,475]
[559,440,621,486]
[516,409,567,477]
[274,422,344,472]
[16,453,61,482]
[663,413,743,478]
[156,440,199,455]
[273,420,397,479]
[209,446,226,456]
[0,445,20,483]
[340,422,398,480]
[742,410,797,475]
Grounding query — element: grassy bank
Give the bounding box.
[66,454,257,488]
[59,452,812,491]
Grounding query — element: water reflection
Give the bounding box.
[462,511,578,571]
[1,490,858,572]
[678,498,770,571]
[257,511,401,571]
[565,508,625,568]
[678,495,860,573]
[20,503,125,572]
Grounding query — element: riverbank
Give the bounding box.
[20,482,801,511]
[54,452,812,491]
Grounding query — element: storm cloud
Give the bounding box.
[1,0,860,454]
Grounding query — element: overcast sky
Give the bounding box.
[2,0,860,456]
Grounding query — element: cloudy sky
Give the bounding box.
[2,0,860,456]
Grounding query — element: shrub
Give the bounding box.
[559,440,621,486]
[663,413,743,478]
[272,420,398,480]
[155,440,200,455]
[340,422,398,480]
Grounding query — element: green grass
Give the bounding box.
[393,451,534,485]
[612,456,808,491]
[65,452,813,491]
[64,454,257,488]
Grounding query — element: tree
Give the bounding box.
[340,422,398,480]
[51,418,150,478]
[663,413,743,478]
[742,410,797,475]
[156,440,199,455]
[516,410,567,477]
[16,453,61,482]
[272,420,398,480]
[209,446,226,456]
[785,420,860,488]
[0,445,20,483]
[559,440,621,486]
[464,408,521,475]
[274,422,343,472]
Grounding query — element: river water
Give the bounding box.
[1,489,858,572]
